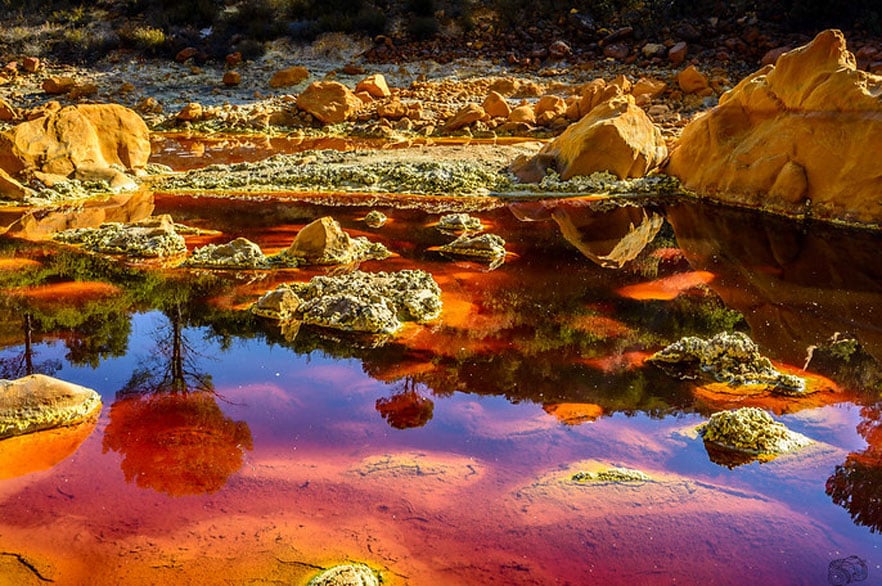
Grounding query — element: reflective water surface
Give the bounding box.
[2,140,882,585]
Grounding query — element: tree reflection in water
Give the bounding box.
[103,302,253,496]
[375,378,435,429]
[827,403,882,533]
[0,313,62,379]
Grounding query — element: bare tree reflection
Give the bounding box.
[0,313,62,379]
[103,303,252,496]
[827,403,882,533]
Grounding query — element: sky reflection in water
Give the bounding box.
[1,191,882,584]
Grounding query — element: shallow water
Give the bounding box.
[2,143,882,585]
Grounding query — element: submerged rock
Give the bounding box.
[438,233,507,264]
[437,213,483,233]
[282,216,389,266]
[307,564,379,586]
[647,331,806,394]
[260,269,442,335]
[54,214,187,258]
[186,237,269,269]
[699,407,812,463]
[363,210,387,228]
[0,374,102,440]
[572,466,650,485]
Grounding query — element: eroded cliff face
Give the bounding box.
[666,29,882,228]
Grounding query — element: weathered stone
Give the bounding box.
[175,47,198,63]
[69,82,98,99]
[572,466,650,485]
[0,103,150,183]
[283,216,389,265]
[363,210,387,228]
[296,81,361,124]
[647,331,806,394]
[699,407,812,460]
[355,73,391,98]
[666,29,882,226]
[534,95,567,118]
[187,237,268,269]
[482,90,511,118]
[269,66,310,88]
[281,269,442,334]
[668,41,688,65]
[376,99,408,120]
[54,214,187,258]
[676,65,710,94]
[511,94,667,182]
[42,76,75,95]
[577,78,626,118]
[22,56,40,73]
[0,375,101,440]
[508,104,536,125]
[0,167,31,201]
[252,285,302,319]
[437,213,483,233]
[438,232,507,263]
[0,98,17,122]
[176,102,203,121]
[631,77,667,100]
[307,563,379,586]
[222,71,241,86]
[444,103,486,131]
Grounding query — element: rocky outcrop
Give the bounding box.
[666,29,882,227]
[0,374,101,440]
[283,216,390,265]
[511,94,667,182]
[699,407,812,465]
[256,269,442,335]
[296,81,361,124]
[186,237,269,269]
[54,214,187,258]
[0,103,150,197]
[647,331,806,394]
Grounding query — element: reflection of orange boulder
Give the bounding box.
[102,392,252,496]
[511,95,667,182]
[666,29,882,227]
[0,414,97,479]
[543,402,603,425]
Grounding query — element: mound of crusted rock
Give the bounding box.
[0,374,102,440]
[253,269,442,335]
[699,407,812,463]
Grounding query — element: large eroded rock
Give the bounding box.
[0,103,150,197]
[296,81,362,125]
[511,94,667,182]
[0,374,102,440]
[666,29,882,227]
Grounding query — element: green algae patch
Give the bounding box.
[0,374,102,440]
[571,466,651,485]
[306,563,380,586]
[699,407,813,465]
[647,331,806,394]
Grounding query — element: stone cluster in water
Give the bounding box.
[253,269,442,335]
[647,331,806,394]
[185,237,270,269]
[54,214,188,258]
[699,407,812,457]
[437,213,483,233]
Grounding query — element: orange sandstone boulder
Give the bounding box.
[0,104,149,196]
[444,103,486,131]
[296,81,361,124]
[676,65,710,94]
[482,91,511,118]
[269,66,309,88]
[355,73,391,98]
[666,29,882,227]
[511,94,667,182]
